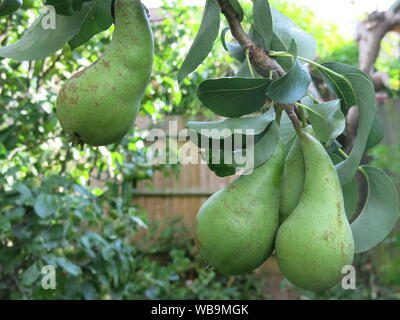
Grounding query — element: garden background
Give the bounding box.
[0,0,399,299]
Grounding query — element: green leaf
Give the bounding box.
[222,12,272,64]
[248,121,280,169]
[248,24,267,48]
[221,28,245,62]
[252,0,273,49]
[204,121,280,176]
[0,5,90,60]
[288,39,297,57]
[228,0,244,21]
[20,263,41,286]
[270,32,292,71]
[335,74,377,185]
[56,257,82,276]
[42,175,70,192]
[223,122,280,169]
[236,59,260,78]
[198,77,271,117]
[68,0,113,50]
[342,177,359,221]
[178,0,220,83]
[8,207,25,219]
[325,140,342,154]
[0,216,11,232]
[0,0,22,16]
[330,153,359,221]
[318,62,368,114]
[206,150,237,177]
[271,7,316,62]
[130,216,148,229]
[351,166,400,254]
[267,60,311,104]
[366,113,384,149]
[45,0,75,16]
[187,107,275,138]
[14,183,33,205]
[234,26,267,76]
[34,193,57,218]
[73,184,93,197]
[279,111,296,145]
[189,109,275,151]
[73,0,92,12]
[82,282,97,300]
[322,62,368,77]
[307,99,345,146]
[44,0,93,16]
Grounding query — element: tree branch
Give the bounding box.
[216,0,285,78]
[36,53,63,90]
[357,9,400,77]
[216,0,301,129]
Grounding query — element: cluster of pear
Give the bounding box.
[195,129,355,292]
[56,0,154,147]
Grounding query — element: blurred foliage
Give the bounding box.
[0,178,265,299]
[151,0,235,117]
[255,0,360,66]
[380,231,400,291]
[376,32,400,96]
[268,0,399,95]
[369,144,400,183]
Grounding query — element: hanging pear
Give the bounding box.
[56,0,154,146]
[275,131,354,292]
[279,138,304,222]
[195,142,285,275]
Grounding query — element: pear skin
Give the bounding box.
[56,0,154,146]
[279,138,304,222]
[195,142,285,275]
[280,126,315,222]
[275,132,354,292]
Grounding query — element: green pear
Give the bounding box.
[279,138,304,222]
[275,131,354,292]
[56,0,154,146]
[280,126,315,222]
[195,142,285,275]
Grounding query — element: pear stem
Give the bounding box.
[285,104,303,135]
[245,49,255,78]
[338,148,349,159]
[338,148,368,176]
[295,102,324,120]
[306,93,320,104]
[298,105,307,128]
[274,104,284,125]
